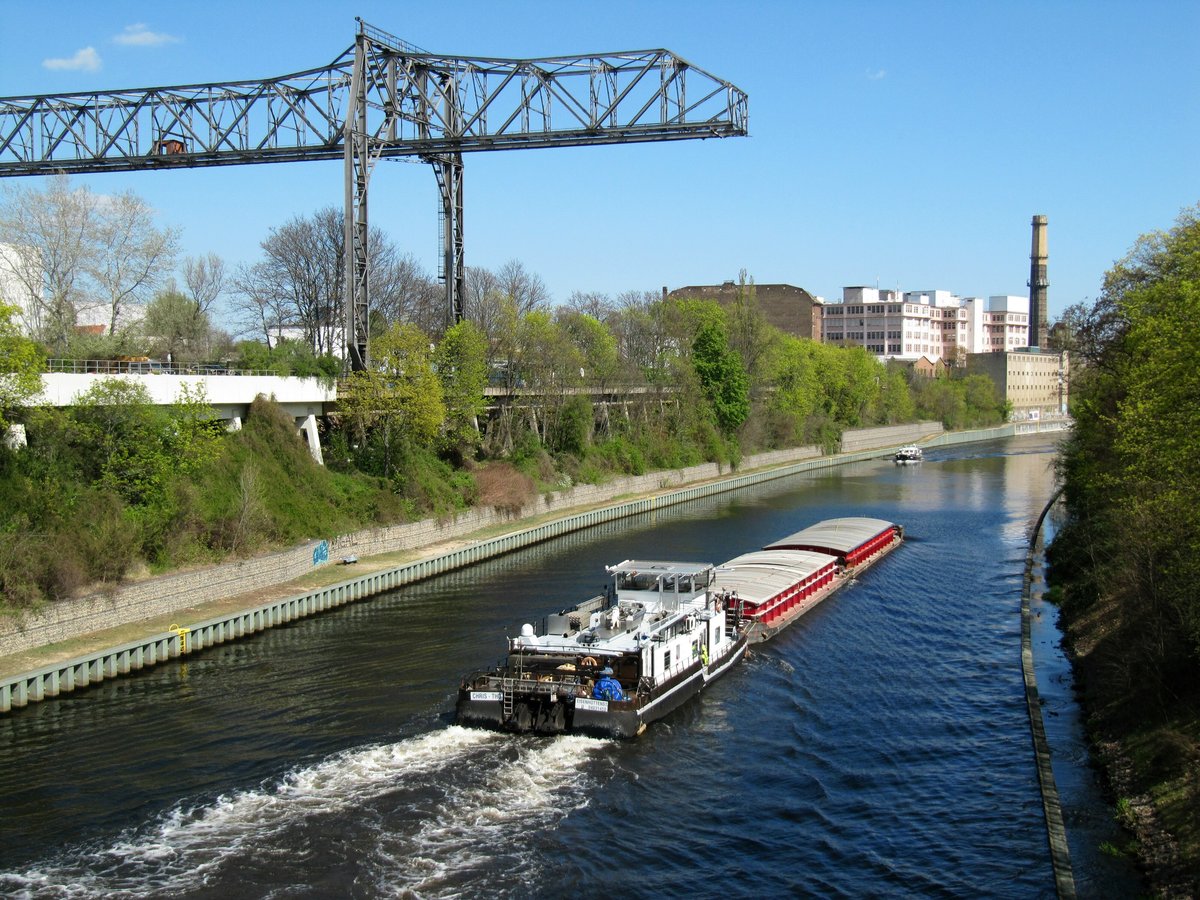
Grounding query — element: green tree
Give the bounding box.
[435,319,488,454]
[340,323,446,478]
[692,319,749,436]
[518,310,584,450]
[168,382,222,476]
[836,346,885,426]
[143,286,211,362]
[760,331,822,444]
[1054,203,1200,688]
[877,367,916,424]
[70,379,170,506]
[0,301,45,434]
[727,269,769,384]
[269,339,340,378]
[559,310,620,389]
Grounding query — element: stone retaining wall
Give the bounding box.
[839,421,942,452]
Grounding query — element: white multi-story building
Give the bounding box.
[0,243,42,335]
[820,286,1029,363]
[971,295,1030,355]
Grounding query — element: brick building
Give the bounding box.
[667,281,822,341]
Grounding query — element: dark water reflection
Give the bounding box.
[0,434,1140,897]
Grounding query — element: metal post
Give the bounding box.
[438,154,465,327]
[344,28,370,372]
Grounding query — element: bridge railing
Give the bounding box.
[44,359,280,378]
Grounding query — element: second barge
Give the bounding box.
[717,516,903,641]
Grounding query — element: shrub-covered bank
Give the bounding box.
[1048,204,1200,895]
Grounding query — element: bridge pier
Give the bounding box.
[296,414,324,465]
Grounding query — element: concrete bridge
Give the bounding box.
[26,363,336,463]
[18,362,675,465]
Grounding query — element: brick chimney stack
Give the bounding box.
[1028,215,1049,348]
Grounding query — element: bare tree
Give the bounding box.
[613,289,668,374]
[0,176,181,349]
[184,252,226,316]
[565,290,616,321]
[231,206,422,357]
[0,174,99,350]
[496,258,550,313]
[230,260,294,346]
[463,265,498,315]
[462,265,506,363]
[181,252,226,359]
[228,209,340,353]
[90,190,179,334]
[369,247,442,336]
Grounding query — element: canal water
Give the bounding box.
[0,433,1140,898]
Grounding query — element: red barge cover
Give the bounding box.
[764,516,901,567]
[712,517,902,635]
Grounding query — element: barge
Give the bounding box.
[455,516,902,738]
[715,517,903,642]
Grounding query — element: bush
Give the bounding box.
[589,436,646,477]
[546,396,592,456]
[74,490,140,583]
[475,461,535,514]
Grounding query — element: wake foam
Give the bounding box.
[367,733,608,897]
[0,726,503,898]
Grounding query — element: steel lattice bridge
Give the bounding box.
[0,19,748,370]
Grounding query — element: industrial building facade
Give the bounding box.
[966,349,1069,420]
[819,286,1030,363]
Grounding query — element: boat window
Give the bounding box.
[663,649,671,670]
[619,572,659,591]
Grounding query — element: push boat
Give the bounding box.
[455,517,903,738]
[894,445,923,463]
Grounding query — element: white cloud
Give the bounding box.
[865,68,887,81]
[42,47,102,72]
[113,23,180,47]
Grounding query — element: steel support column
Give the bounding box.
[344,31,371,371]
[434,155,464,326]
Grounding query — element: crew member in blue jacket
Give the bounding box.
[593,667,624,701]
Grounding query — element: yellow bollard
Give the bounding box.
[169,624,191,655]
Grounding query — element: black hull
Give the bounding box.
[456,637,747,740]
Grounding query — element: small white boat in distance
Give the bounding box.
[894,445,923,463]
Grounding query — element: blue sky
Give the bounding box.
[2,0,1197,325]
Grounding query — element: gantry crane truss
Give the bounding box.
[0,19,748,370]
